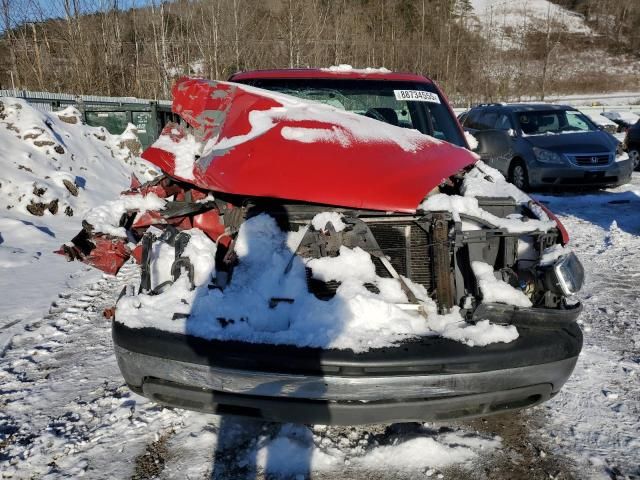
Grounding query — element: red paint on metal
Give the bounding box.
[143,77,476,213]
[537,203,570,244]
[130,174,141,190]
[133,210,165,229]
[190,189,208,201]
[193,209,227,244]
[131,244,143,264]
[431,81,470,149]
[173,216,192,230]
[84,236,131,275]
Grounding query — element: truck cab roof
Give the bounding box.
[229,68,434,84]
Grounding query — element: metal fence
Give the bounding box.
[452,104,640,116]
[2,88,638,147]
[0,89,173,149]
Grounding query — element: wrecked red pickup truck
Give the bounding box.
[61,69,584,425]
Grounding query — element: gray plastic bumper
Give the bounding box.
[115,344,579,425]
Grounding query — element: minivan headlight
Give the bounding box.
[533,147,565,164]
[615,142,629,161]
[544,252,585,296]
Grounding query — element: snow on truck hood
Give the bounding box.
[142,77,476,212]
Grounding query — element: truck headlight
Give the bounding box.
[544,252,585,295]
[533,147,565,164]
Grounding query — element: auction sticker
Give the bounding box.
[393,90,441,103]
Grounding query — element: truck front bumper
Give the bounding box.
[113,304,583,425]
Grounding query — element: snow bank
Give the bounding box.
[472,0,591,51]
[84,193,165,237]
[0,98,159,324]
[117,214,518,351]
[0,97,158,217]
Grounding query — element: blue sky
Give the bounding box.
[3,0,152,29]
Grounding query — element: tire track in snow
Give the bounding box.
[0,262,188,479]
[528,179,640,478]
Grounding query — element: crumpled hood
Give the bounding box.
[142,77,476,213]
[524,130,617,154]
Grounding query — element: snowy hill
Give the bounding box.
[471,0,591,50]
[468,0,640,97]
[0,99,156,217]
[0,98,157,328]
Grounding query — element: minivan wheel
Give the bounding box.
[510,160,529,191]
[630,149,640,171]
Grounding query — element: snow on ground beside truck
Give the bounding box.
[1,176,639,479]
[0,97,157,336]
[0,98,156,216]
[0,92,638,478]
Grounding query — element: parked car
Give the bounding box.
[586,112,618,134]
[62,70,584,425]
[602,111,640,133]
[623,120,640,170]
[461,103,632,190]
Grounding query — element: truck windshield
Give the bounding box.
[236,78,466,147]
[516,109,598,135]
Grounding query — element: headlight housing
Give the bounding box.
[544,252,585,296]
[533,147,565,164]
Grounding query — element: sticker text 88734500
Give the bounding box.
[393,90,441,103]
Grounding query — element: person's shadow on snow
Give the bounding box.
[182,203,349,479]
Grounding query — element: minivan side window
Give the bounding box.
[463,110,483,130]
[495,114,514,131]
[478,112,497,130]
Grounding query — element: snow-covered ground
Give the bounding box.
[2,176,638,479]
[1,98,639,479]
[0,98,157,346]
[547,92,640,108]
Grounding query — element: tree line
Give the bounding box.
[1,0,638,105]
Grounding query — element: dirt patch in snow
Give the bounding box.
[450,412,580,479]
[132,430,173,479]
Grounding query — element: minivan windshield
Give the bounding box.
[236,78,466,147]
[516,109,598,136]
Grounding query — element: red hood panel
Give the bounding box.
[142,77,476,213]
